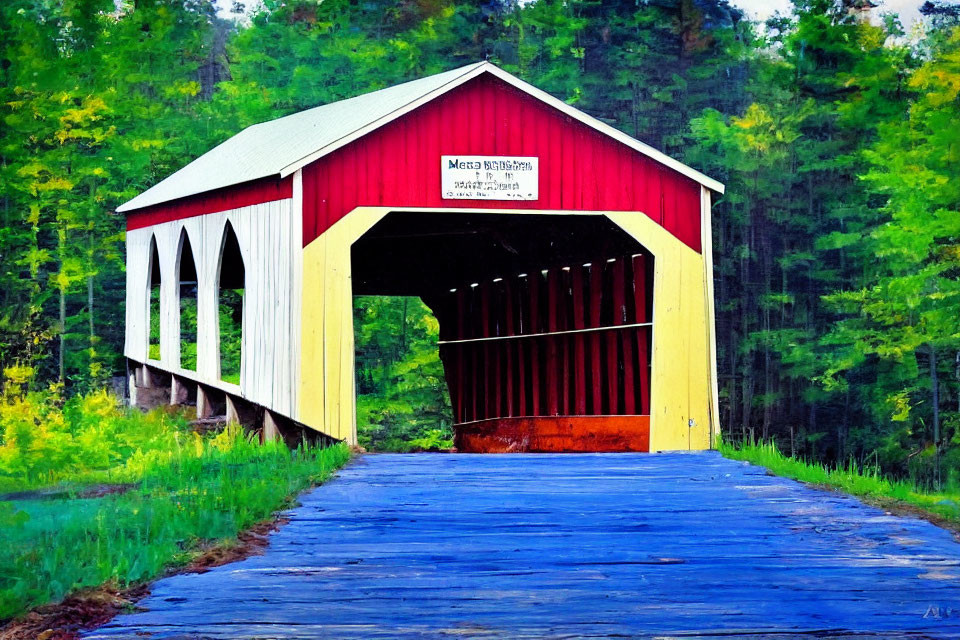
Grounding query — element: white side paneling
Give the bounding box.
[290,170,303,422]
[195,213,221,382]
[156,226,179,369]
[123,197,301,420]
[124,228,152,362]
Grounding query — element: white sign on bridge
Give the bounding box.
[441,156,538,201]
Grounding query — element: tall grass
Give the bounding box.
[0,429,350,621]
[720,439,960,524]
[0,376,351,621]
[0,382,193,492]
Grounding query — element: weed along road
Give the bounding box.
[88,453,960,638]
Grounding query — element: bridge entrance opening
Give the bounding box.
[351,211,654,453]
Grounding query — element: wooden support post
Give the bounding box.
[128,371,138,407]
[170,375,181,405]
[225,394,240,424]
[263,410,280,442]
[141,365,153,389]
[196,385,213,419]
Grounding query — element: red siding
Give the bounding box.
[125,176,293,231]
[302,74,702,251]
[436,254,653,424]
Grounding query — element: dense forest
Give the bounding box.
[1,0,958,480]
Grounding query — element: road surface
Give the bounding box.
[88,452,960,638]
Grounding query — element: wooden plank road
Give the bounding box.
[87,453,960,638]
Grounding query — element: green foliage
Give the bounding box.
[0,357,351,623]
[0,377,194,491]
[0,430,350,620]
[149,287,161,360]
[354,297,452,451]
[219,289,243,384]
[0,0,958,477]
[180,292,197,371]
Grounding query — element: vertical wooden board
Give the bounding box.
[619,258,636,415]
[559,268,571,415]
[545,270,559,416]
[240,206,260,402]
[325,227,347,440]
[289,181,304,419]
[259,205,273,407]
[588,262,603,414]
[195,214,211,379]
[454,289,467,421]
[652,246,686,451]
[701,186,721,446]
[607,259,625,414]
[572,265,587,415]
[157,225,178,369]
[323,235,343,439]
[275,200,290,413]
[269,202,283,410]
[632,254,651,415]
[299,233,327,434]
[480,283,492,420]
[340,240,356,444]
[490,282,503,418]
[516,275,529,416]
[200,210,228,383]
[528,272,541,415]
[684,248,711,450]
[181,217,202,373]
[124,228,151,362]
[123,229,139,361]
[503,279,515,417]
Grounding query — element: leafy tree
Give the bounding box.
[815,27,960,485]
[354,297,452,451]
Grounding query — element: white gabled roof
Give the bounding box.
[118,61,722,213]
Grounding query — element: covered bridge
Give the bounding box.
[120,62,724,452]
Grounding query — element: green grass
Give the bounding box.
[719,439,960,526]
[0,383,351,622]
[0,431,350,621]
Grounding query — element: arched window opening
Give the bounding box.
[177,230,199,371]
[148,235,161,360]
[217,222,244,384]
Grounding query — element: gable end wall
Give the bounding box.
[301,74,702,251]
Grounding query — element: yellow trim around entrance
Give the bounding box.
[300,207,716,451]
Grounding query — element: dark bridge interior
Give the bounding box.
[351,211,654,452]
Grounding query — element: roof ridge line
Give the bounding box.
[277,61,490,179]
